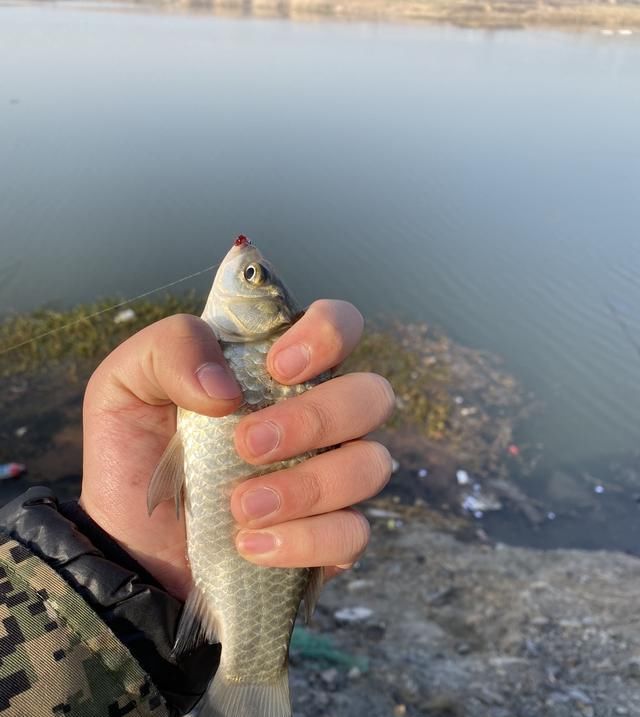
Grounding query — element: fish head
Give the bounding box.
[202,236,301,342]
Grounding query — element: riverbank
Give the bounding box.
[66,0,640,31]
[0,298,537,527]
[3,299,640,714]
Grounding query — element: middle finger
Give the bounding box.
[234,372,394,465]
[231,440,392,528]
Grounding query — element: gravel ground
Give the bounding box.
[291,506,640,717]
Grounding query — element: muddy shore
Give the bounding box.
[293,506,640,717]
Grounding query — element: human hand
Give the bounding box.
[80,300,394,601]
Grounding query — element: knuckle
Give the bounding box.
[302,523,321,561]
[298,469,324,513]
[300,399,335,444]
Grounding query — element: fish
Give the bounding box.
[147,235,325,717]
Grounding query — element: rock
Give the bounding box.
[291,513,640,717]
[626,657,640,678]
[334,606,373,624]
[346,579,374,592]
[320,667,339,688]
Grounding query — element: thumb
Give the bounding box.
[85,313,242,418]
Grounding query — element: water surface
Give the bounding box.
[1,5,640,546]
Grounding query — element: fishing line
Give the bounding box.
[0,261,221,356]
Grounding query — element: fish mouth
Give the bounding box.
[227,235,253,257]
[225,235,265,265]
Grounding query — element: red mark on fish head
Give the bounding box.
[234,235,251,248]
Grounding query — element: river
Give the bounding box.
[1,3,640,547]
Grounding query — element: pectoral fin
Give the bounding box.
[303,566,324,623]
[147,432,184,519]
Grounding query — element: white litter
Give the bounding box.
[113,308,136,324]
[334,606,373,623]
[456,470,470,485]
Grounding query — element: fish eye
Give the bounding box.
[243,263,268,284]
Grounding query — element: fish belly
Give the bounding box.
[177,339,319,717]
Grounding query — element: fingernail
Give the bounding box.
[274,344,310,380]
[245,421,280,457]
[241,487,280,519]
[237,530,278,555]
[196,362,241,400]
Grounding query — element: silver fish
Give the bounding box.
[148,236,325,717]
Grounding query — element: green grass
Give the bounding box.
[0,293,202,377]
[0,297,453,439]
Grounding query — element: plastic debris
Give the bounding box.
[547,511,557,521]
[334,606,373,624]
[456,469,470,485]
[14,426,27,438]
[508,444,520,456]
[113,308,136,324]
[290,626,369,672]
[462,492,502,514]
[418,468,428,478]
[594,485,605,494]
[366,508,400,519]
[474,510,484,519]
[454,395,464,405]
[0,463,26,480]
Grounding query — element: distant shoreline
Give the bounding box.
[30,0,640,31]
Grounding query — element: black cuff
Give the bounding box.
[0,487,219,716]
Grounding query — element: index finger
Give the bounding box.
[267,299,364,385]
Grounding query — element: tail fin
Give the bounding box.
[198,668,291,717]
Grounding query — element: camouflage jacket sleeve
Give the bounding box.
[0,531,168,717]
[0,488,220,717]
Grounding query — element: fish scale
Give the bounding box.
[179,337,317,684]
